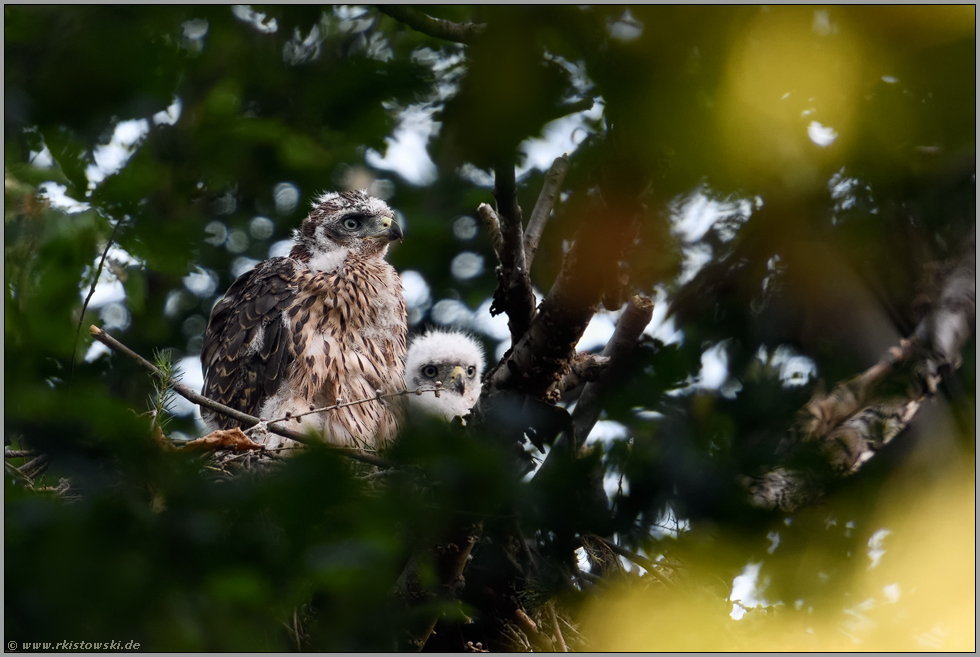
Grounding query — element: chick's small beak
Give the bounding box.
[380,217,403,242]
[448,365,466,395]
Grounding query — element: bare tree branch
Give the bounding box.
[490,162,536,344]
[485,203,639,401]
[70,216,123,383]
[89,326,395,470]
[520,295,651,506]
[524,154,569,270]
[569,295,654,449]
[745,227,976,511]
[376,5,485,45]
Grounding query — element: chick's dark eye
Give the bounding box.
[467,366,476,377]
[421,365,438,378]
[343,217,361,231]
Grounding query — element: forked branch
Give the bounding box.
[486,201,639,401]
[569,295,654,449]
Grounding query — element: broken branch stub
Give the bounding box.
[524,154,570,270]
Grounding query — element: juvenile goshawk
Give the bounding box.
[201,190,407,450]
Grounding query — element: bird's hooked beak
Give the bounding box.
[448,365,467,395]
[376,216,404,243]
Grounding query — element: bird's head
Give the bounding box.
[292,190,403,268]
[405,329,485,421]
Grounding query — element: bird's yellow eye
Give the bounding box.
[343,217,361,231]
[421,365,438,378]
[467,366,476,377]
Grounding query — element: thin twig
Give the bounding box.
[376,5,485,44]
[71,216,124,384]
[501,621,531,652]
[524,154,569,270]
[89,325,394,470]
[357,468,407,482]
[270,383,443,426]
[558,615,586,645]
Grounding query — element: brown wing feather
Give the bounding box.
[201,258,299,428]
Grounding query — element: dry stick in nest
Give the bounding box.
[512,608,555,652]
[745,226,976,511]
[501,621,531,652]
[89,325,404,470]
[547,601,568,653]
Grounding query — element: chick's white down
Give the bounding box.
[404,329,485,421]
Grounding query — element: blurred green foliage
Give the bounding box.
[5,5,975,651]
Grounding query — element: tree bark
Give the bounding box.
[489,162,536,344]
